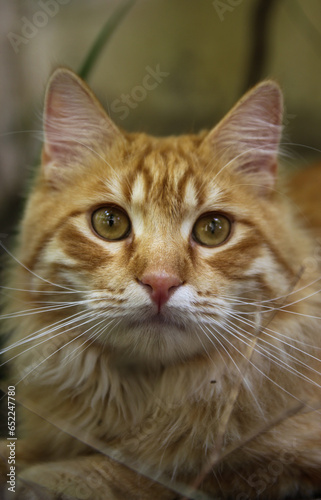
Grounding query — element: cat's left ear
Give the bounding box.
[202,81,283,194]
[42,68,121,183]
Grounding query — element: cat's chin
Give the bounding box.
[100,312,206,366]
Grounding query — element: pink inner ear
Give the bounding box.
[43,69,121,168]
[203,81,283,193]
[44,91,78,163]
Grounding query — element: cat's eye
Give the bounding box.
[192,213,232,247]
[91,206,131,241]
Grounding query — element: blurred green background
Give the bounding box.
[0,0,320,239]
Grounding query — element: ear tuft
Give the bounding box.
[203,80,283,194]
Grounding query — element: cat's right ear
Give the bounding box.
[201,81,283,195]
[42,68,121,184]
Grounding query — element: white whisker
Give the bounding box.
[0,242,80,292]
[224,315,321,389]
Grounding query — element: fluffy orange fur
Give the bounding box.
[1,69,321,499]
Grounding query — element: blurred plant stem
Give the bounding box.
[78,0,136,81]
[242,0,278,93]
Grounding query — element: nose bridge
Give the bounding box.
[135,232,184,280]
[134,235,186,311]
[150,240,180,274]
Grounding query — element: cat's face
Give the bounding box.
[17,69,301,365]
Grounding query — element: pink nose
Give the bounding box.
[139,272,182,311]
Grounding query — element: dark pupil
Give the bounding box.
[209,219,216,233]
[107,213,115,227]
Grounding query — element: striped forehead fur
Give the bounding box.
[120,135,207,215]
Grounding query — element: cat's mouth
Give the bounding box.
[127,306,188,331]
[146,312,177,326]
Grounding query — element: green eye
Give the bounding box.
[91,206,131,241]
[192,213,231,247]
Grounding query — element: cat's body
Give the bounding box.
[1,69,321,499]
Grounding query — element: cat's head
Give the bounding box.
[17,68,303,365]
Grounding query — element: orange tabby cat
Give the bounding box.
[1,68,321,499]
